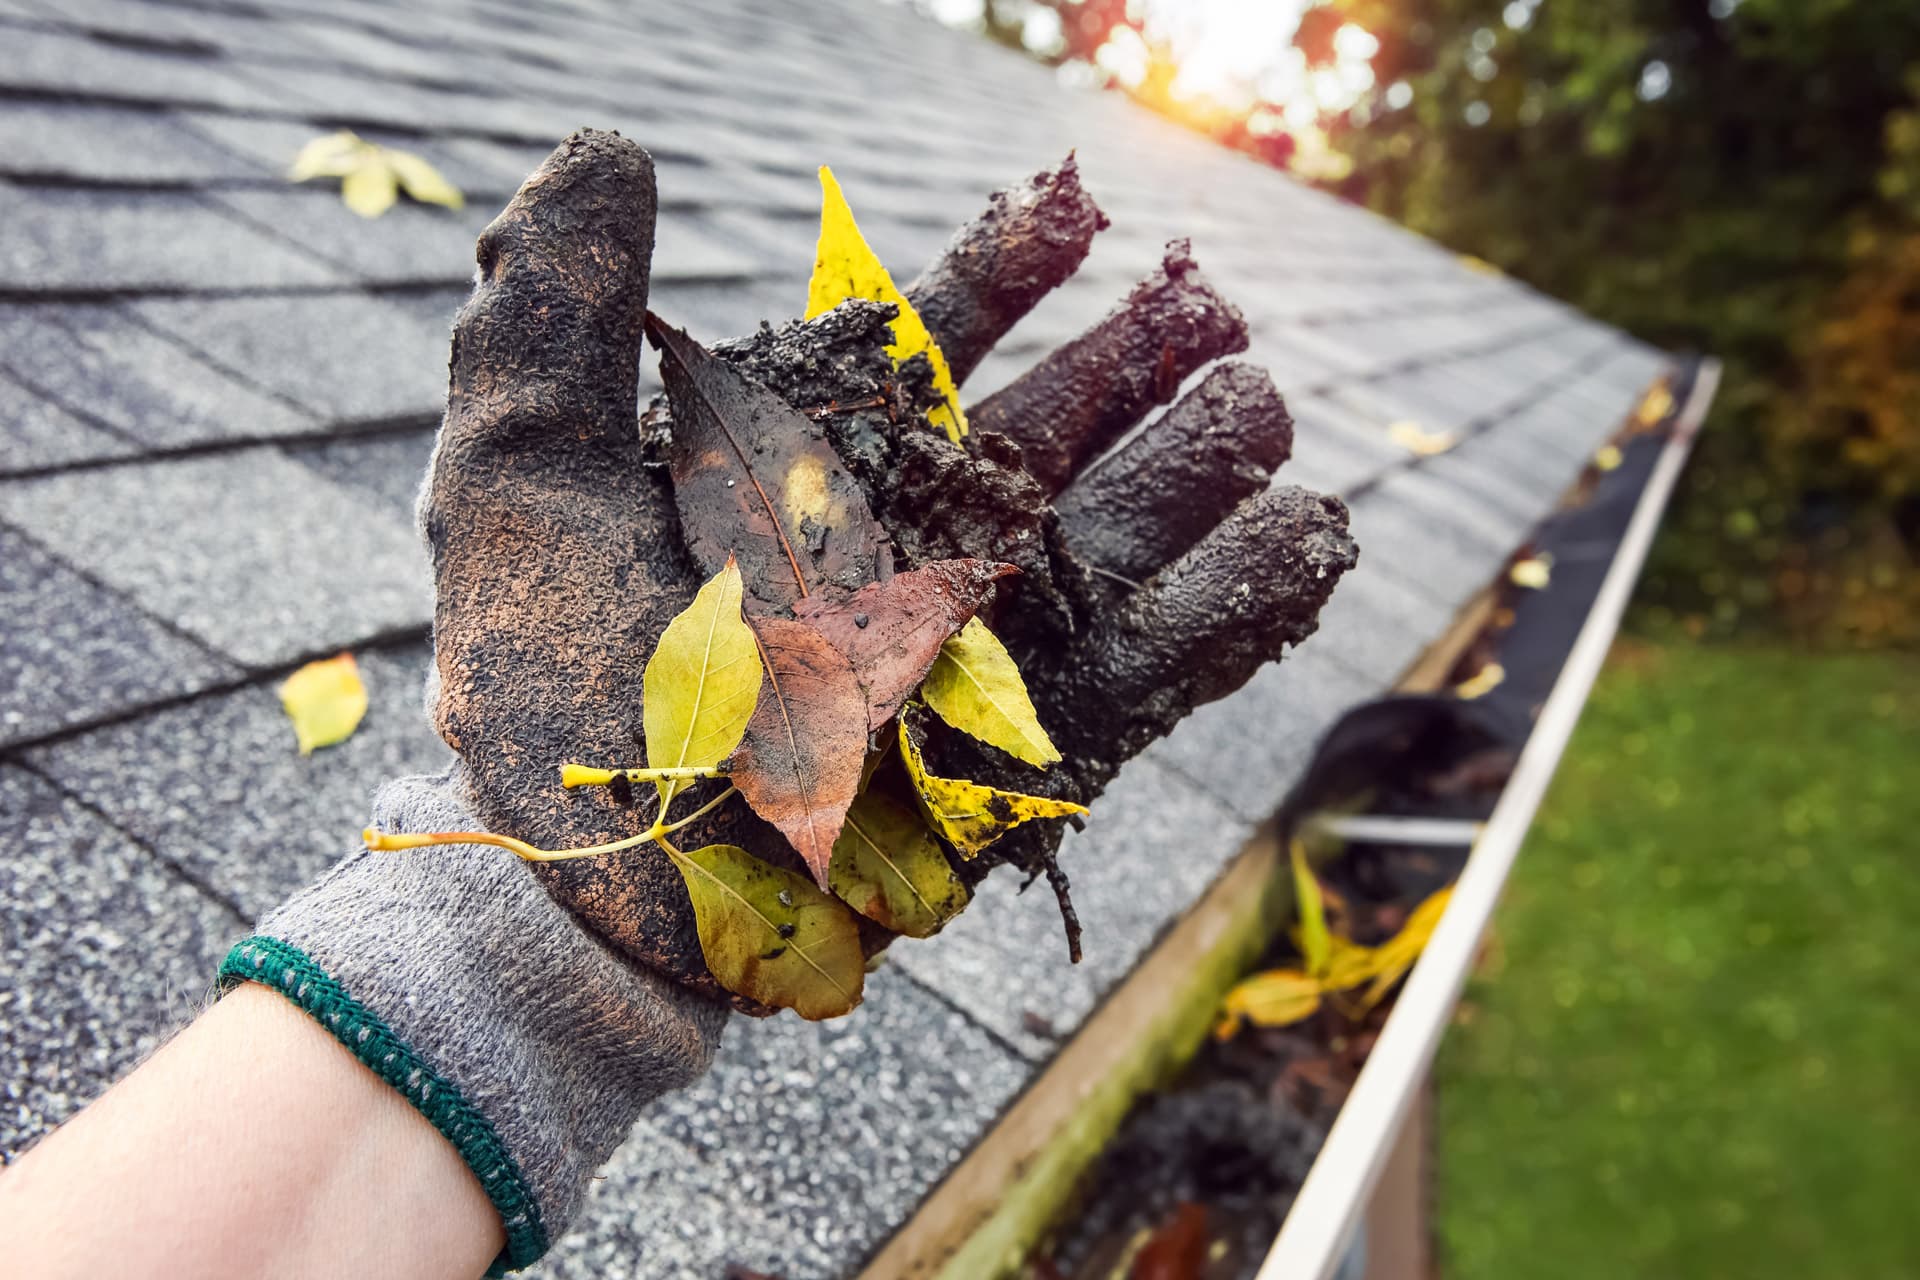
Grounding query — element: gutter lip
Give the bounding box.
[1254,355,1725,1280]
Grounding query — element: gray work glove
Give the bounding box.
[224,128,1353,1272]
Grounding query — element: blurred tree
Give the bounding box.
[1326,0,1920,645]
[1005,0,1920,644]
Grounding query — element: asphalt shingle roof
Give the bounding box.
[0,0,1674,1275]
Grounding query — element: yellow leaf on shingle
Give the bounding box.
[290,130,463,219]
[806,166,968,445]
[340,163,399,218]
[1388,420,1458,456]
[279,652,367,755]
[388,150,465,210]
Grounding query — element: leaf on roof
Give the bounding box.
[897,707,1085,857]
[1593,443,1624,471]
[793,558,1016,732]
[1388,419,1458,456]
[289,130,464,218]
[806,166,969,445]
[647,313,882,612]
[666,841,864,1020]
[729,617,868,888]
[921,618,1060,767]
[642,559,763,811]
[279,652,367,755]
[1634,381,1675,427]
[828,787,969,937]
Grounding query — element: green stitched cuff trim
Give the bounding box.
[219,936,548,1274]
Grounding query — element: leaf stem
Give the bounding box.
[654,786,739,836]
[561,763,727,789]
[363,825,658,864]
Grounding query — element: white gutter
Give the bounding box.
[1255,358,1724,1280]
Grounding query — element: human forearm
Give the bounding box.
[0,983,502,1280]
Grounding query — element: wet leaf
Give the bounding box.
[897,709,1086,857]
[828,787,969,937]
[805,166,969,445]
[1635,381,1675,427]
[921,618,1059,767]
[1593,443,1624,471]
[1130,1202,1209,1280]
[1455,662,1506,700]
[1509,555,1553,590]
[1214,969,1323,1039]
[666,843,864,1020]
[289,130,463,218]
[643,560,763,809]
[794,559,1015,731]
[646,314,881,611]
[1388,419,1458,456]
[730,617,868,887]
[1291,840,1332,980]
[279,652,367,755]
[1357,886,1453,1011]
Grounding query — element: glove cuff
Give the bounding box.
[219,936,548,1273]
[220,766,728,1273]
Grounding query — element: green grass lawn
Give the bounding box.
[1434,638,1920,1279]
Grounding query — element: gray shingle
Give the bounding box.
[132,291,451,423]
[286,430,435,520]
[0,184,343,294]
[0,26,293,112]
[1302,559,1443,690]
[0,102,257,185]
[0,303,315,450]
[0,449,429,667]
[0,367,137,472]
[0,525,240,747]
[29,645,450,919]
[207,187,493,286]
[645,967,1031,1273]
[1147,650,1379,824]
[0,765,240,1158]
[890,754,1255,1061]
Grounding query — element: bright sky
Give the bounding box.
[922,0,1382,130]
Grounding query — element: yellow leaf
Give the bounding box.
[1593,444,1624,471]
[1509,555,1552,590]
[1357,886,1453,1011]
[643,559,763,809]
[387,149,465,209]
[897,710,1086,857]
[1290,839,1331,980]
[1635,381,1674,427]
[667,842,864,1019]
[278,652,367,755]
[1322,935,1386,991]
[288,130,370,181]
[1455,662,1505,700]
[1388,419,1458,456]
[340,163,399,218]
[805,166,969,444]
[920,618,1060,767]
[1456,253,1502,277]
[1215,968,1323,1040]
[829,788,969,938]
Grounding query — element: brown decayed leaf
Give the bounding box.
[729,617,868,888]
[646,314,881,611]
[793,558,1016,731]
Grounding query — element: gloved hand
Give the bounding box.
[223,129,1356,1272]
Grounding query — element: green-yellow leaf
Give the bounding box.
[1214,969,1323,1040]
[897,710,1086,857]
[1455,662,1506,700]
[643,559,763,809]
[1291,839,1332,980]
[920,618,1060,767]
[279,652,367,755]
[1509,555,1553,590]
[387,149,465,209]
[667,843,864,1019]
[340,163,399,218]
[829,788,969,938]
[805,166,969,445]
